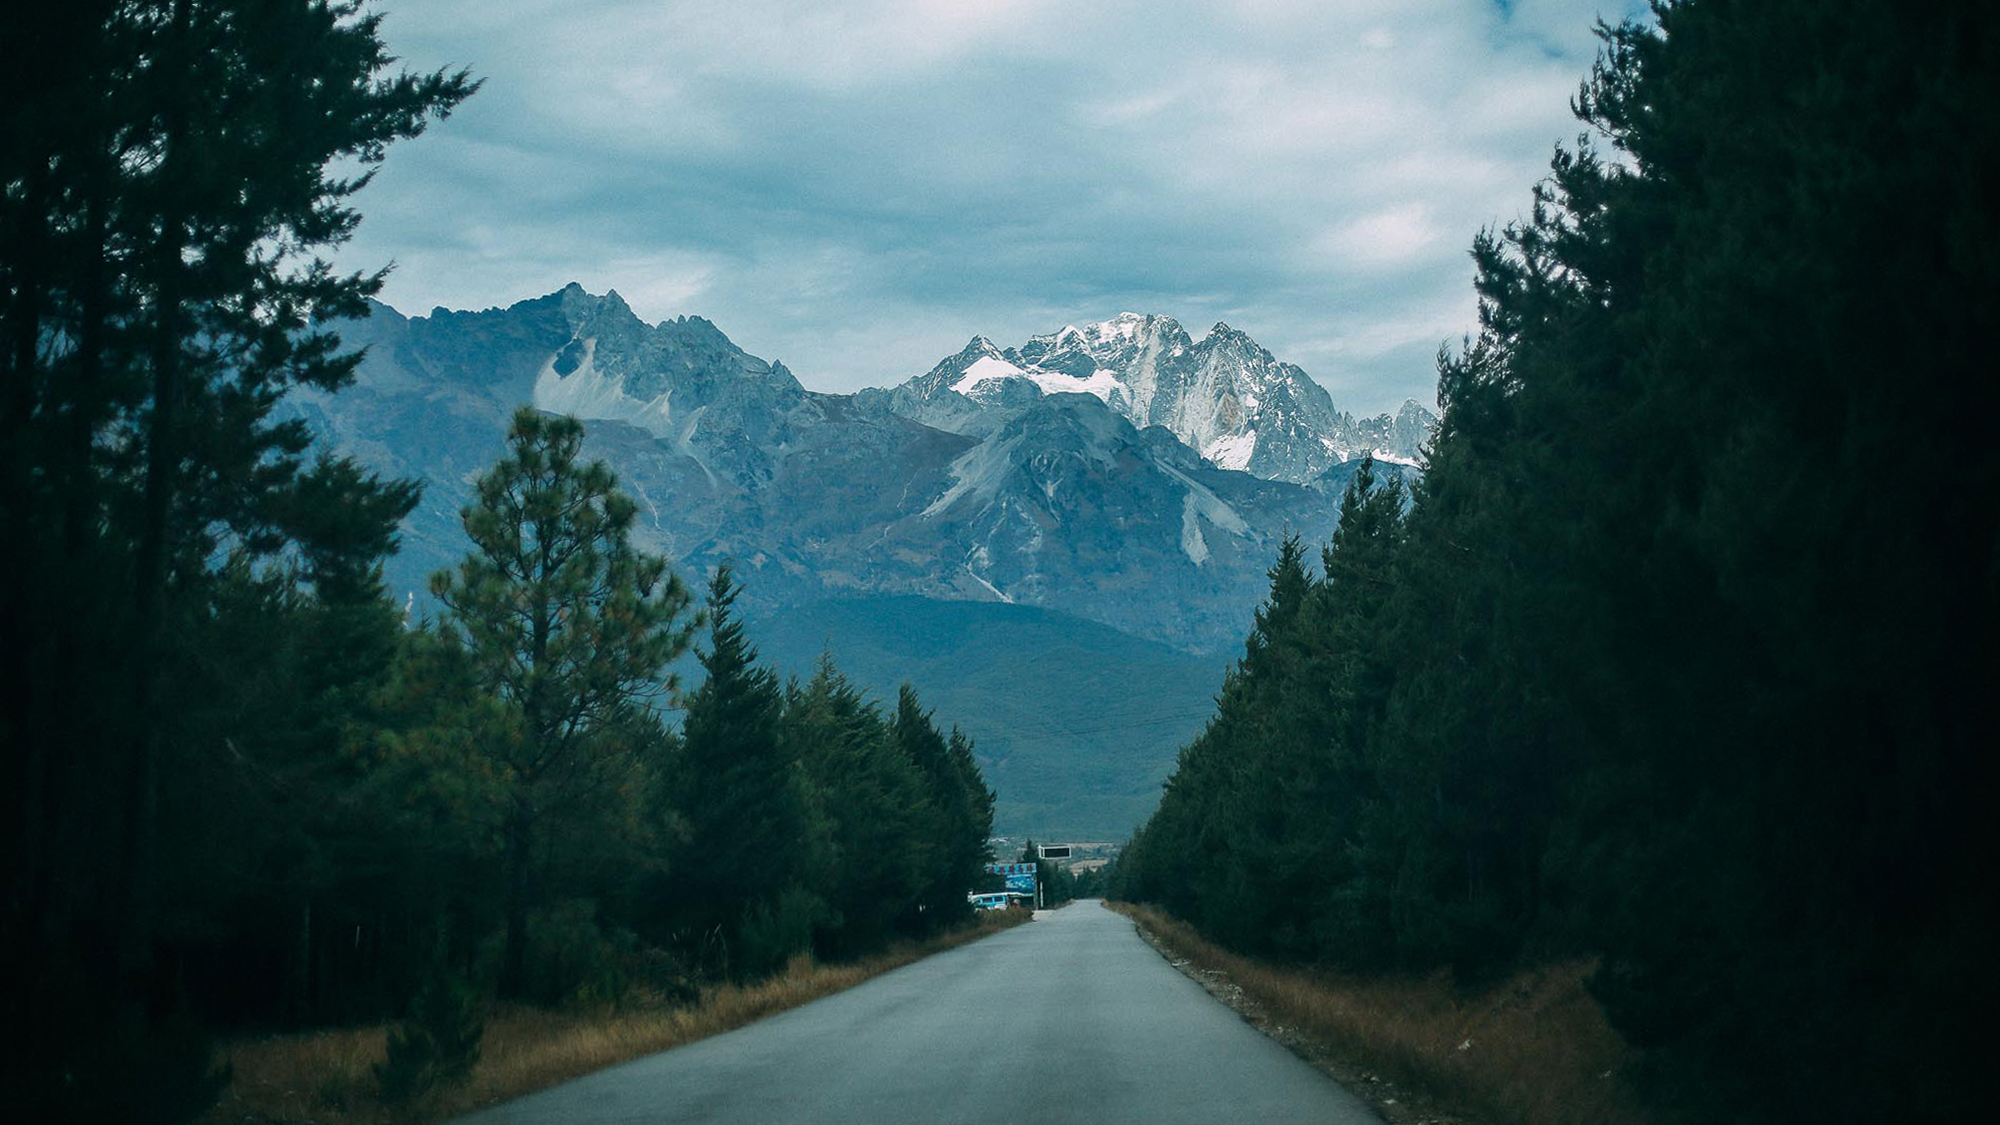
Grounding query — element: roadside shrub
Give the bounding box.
[374,967,483,1104]
[523,898,640,1008]
[734,887,826,982]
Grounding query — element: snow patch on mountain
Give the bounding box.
[952,355,1124,403]
[1202,431,1257,471]
[949,355,1028,394]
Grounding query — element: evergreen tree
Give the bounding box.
[665,566,812,980]
[893,686,995,933]
[431,407,694,999]
[1119,3,1999,1119]
[374,964,484,1104]
[2,3,473,1116]
[943,728,997,902]
[786,660,931,956]
[1298,459,1406,966]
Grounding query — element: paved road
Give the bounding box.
[455,899,1378,1125]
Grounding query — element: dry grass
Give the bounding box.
[1111,903,1666,1125]
[206,910,1029,1125]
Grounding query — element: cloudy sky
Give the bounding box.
[340,0,1648,415]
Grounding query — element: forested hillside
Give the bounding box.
[0,5,996,1120]
[1111,2,1998,1121]
[750,596,1227,839]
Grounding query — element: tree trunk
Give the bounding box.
[119,0,192,1001]
[294,897,313,1021]
[499,802,533,1000]
[2,155,45,434]
[3,157,49,924]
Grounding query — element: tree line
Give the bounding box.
[1109,2,1996,1122]
[1,4,995,1120]
[1010,840,1103,908]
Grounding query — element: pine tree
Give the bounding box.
[786,660,930,955]
[1394,0,2000,1113]
[2,4,474,1116]
[432,408,694,999]
[666,566,811,979]
[944,728,997,903]
[893,686,995,933]
[374,964,484,1104]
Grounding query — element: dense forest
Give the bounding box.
[0,3,995,1120]
[1111,1,1997,1122]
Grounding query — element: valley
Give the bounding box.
[296,285,1427,838]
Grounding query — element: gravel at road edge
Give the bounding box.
[1117,909,1475,1125]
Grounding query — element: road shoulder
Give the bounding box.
[1110,903,1464,1125]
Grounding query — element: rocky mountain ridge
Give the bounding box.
[288,284,1429,833]
[293,285,1418,654]
[877,312,1435,483]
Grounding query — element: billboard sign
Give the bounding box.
[986,861,1037,894]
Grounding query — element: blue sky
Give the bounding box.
[338,0,1649,415]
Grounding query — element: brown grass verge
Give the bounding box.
[206,909,1030,1125]
[1109,902,1666,1125]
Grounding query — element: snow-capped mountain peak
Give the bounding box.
[949,354,1026,394]
[304,285,1411,656]
[890,313,1435,482]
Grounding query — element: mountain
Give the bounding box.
[291,285,1413,837]
[878,313,1436,483]
[298,285,1348,654]
[749,597,1227,840]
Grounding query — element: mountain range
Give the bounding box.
[292,284,1432,836]
[874,312,1432,483]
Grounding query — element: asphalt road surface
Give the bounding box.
[454,899,1379,1125]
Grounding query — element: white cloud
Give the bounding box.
[342,0,1653,415]
[1317,205,1448,270]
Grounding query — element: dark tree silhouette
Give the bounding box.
[1,3,474,1117]
[432,408,695,999]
